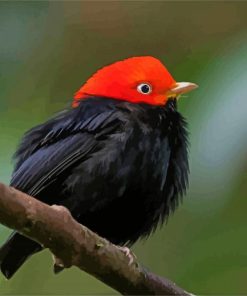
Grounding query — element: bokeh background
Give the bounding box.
[0,1,247,295]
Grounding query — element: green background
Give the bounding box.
[0,1,247,295]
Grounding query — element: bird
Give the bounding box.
[0,56,198,279]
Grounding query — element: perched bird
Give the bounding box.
[0,56,197,279]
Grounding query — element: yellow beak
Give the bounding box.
[167,82,198,98]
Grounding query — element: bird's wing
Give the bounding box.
[10,107,123,202]
[12,106,118,171]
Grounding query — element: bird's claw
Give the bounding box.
[118,246,137,266]
[52,254,65,274]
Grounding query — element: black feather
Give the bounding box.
[0,96,189,278]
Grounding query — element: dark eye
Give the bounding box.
[137,83,152,94]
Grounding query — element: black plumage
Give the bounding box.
[0,96,189,279]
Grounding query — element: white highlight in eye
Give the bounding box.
[137,83,152,95]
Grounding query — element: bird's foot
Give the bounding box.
[51,204,70,215]
[117,246,137,266]
[52,254,65,274]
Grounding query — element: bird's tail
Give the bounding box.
[0,231,42,279]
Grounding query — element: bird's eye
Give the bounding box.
[137,83,152,95]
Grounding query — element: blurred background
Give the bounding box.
[0,1,247,295]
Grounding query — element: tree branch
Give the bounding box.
[0,182,194,295]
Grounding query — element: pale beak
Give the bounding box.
[167,82,198,98]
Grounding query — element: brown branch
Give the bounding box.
[0,182,194,295]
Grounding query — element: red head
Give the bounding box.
[73,56,197,107]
